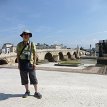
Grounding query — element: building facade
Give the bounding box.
[1,43,16,54]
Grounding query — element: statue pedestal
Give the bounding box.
[97,57,107,65]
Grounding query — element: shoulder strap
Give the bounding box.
[19,44,27,56]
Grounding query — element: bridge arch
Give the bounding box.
[73,52,77,59]
[67,52,71,59]
[0,58,8,65]
[59,52,64,60]
[45,52,54,62]
[15,58,18,63]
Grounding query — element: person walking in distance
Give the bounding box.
[16,30,42,99]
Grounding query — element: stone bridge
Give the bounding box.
[0,49,87,65]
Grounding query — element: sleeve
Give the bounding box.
[16,43,19,54]
[32,42,36,53]
[16,42,22,54]
[32,42,36,64]
[16,43,20,63]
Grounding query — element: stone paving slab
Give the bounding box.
[0,68,107,107]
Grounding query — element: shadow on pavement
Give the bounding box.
[0,93,22,101]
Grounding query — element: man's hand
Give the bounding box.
[18,63,20,69]
[33,64,36,70]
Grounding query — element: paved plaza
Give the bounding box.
[0,68,107,107]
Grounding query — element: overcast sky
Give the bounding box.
[0,0,107,48]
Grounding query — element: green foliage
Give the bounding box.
[60,60,81,65]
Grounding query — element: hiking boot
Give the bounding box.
[34,92,42,99]
[22,91,30,98]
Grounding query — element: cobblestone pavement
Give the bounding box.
[0,68,107,107]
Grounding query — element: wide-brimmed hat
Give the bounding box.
[20,30,32,37]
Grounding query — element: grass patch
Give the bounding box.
[60,60,81,65]
[55,60,81,67]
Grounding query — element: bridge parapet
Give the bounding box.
[0,49,87,64]
[0,53,16,58]
[37,49,75,52]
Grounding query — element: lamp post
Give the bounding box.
[90,44,91,56]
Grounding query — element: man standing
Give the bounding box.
[17,30,42,99]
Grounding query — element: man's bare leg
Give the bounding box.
[22,84,30,98]
[33,84,37,92]
[25,84,29,92]
[33,84,42,99]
